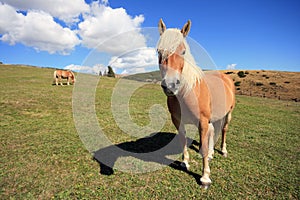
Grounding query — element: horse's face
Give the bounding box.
[69,72,75,84]
[158,42,186,96]
[157,19,191,96]
[71,76,75,84]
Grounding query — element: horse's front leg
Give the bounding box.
[67,77,70,85]
[179,127,190,170]
[199,119,211,188]
[171,116,190,170]
[208,123,215,161]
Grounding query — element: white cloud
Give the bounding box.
[78,3,145,55]
[1,0,89,24]
[0,1,157,72]
[0,4,80,54]
[64,64,106,74]
[227,63,237,70]
[109,47,158,74]
[0,4,21,34]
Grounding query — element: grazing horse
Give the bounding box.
[157,19,235,188]
[53,69,75,86]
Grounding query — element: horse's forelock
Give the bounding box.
[157,29,184,56]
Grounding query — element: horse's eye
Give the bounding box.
[181,50,186,55]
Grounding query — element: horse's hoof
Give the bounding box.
[222,152,228,158]
[208,156,213,162]
[201,182,211,190]
[180,162,190,171]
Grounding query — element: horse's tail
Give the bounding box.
[53,70,57,83]
[53,70,60,85]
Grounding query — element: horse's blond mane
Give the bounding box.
[157,29,204,93]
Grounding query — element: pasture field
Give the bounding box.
[0,65,299,199]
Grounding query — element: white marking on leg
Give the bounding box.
[208,123,214,160]
[200,156,212,186]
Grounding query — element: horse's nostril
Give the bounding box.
[161,80,167,88]
[169,83,176,89]
[161,79,180,90]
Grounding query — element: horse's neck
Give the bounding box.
[180,61,204,96]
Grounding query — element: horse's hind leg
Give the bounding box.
[55,77,59,86]
[60,77,64,86]
[221,112,232,157]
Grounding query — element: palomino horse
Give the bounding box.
[53,69,75,86]
[157,19,235,188]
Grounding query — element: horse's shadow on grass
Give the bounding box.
[51,83,74,86]
[93,132,202,185]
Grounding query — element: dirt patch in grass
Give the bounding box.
[223,70,300,102]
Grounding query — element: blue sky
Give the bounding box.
[0,0,299,74]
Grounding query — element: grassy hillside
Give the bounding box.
[124,69,300,102]
[0,64,299,199]
[124,70,161,83]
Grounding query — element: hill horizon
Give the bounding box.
[1,64,299,102]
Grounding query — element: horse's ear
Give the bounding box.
[158,18,166,35]
[181,20,191,37]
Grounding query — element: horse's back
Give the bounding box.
[54,69,63,77]
[203,71,235,122]
[54,69,72,79]
[56,70,71,78]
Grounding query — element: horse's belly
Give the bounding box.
[204,72,231,122]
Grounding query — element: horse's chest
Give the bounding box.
[181,101,200,124]
[167,97,199,125]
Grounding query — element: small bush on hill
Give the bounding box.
[107,66,115,78]
[237,71,246,78]
[234,81,241,86]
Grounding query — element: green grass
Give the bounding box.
[0,65,299,199]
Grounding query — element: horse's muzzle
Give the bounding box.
[161,79,180,96]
